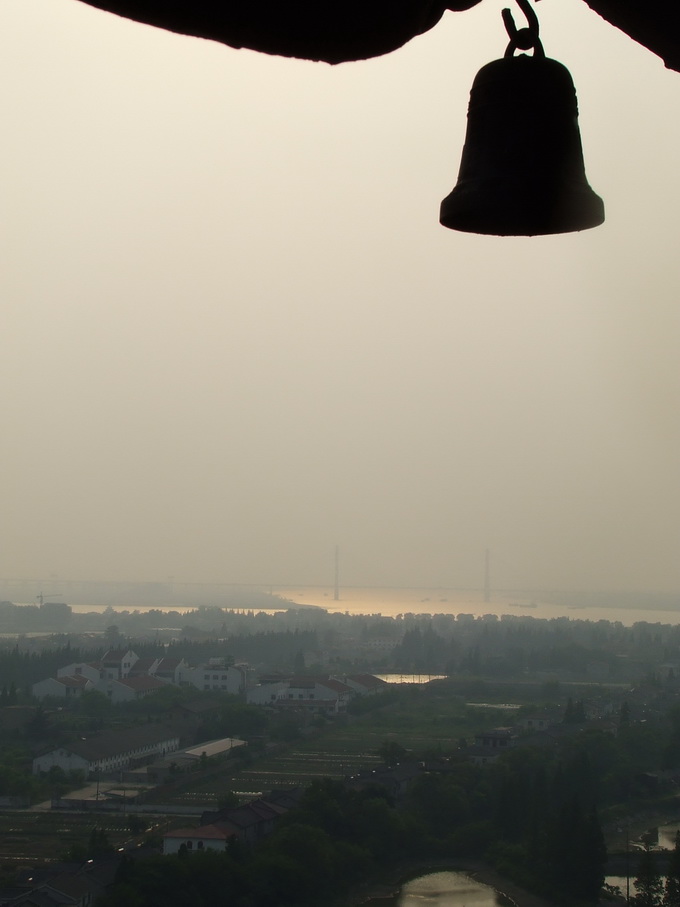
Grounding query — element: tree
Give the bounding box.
[79,689,112,717]
[88,827,114,857]
[26,705,48,739]
[104,625,122,647]
[620,700,631,726]
[218,791,239,810]
[633,844,664,907]
[664,831,680,907]
[564,698,586,724]
[377,740,407,766]
[543,798,607,901]
[127,814,145,835]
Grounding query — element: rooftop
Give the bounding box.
[48,724,180,762]
[164,823,233,840]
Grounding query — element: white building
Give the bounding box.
[152,657,188,685]
[163,824,234,854]
[57,663,102,684]
[99,649,139,681]
[185,662,247,695]
[107,675,170,703]
[32,675,93,700]
[246,682,288,705]
[33,726,180,776]
[247,676,353,713]
[337,674,389,696]
[33,650,252,703]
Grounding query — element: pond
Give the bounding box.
[361,871,510,907]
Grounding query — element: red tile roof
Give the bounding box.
[56,675,90,688]
[101,649,133,664]
[317,679,352,694]
[347,673,387,688]
[117,676,167,692]
[155,658,182,672]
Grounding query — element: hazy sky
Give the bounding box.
[1,0,679,593]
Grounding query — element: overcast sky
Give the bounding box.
[1,0,679,593]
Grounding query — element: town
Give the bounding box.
[0,599,677,904]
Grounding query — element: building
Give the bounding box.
[153,657,188,685]
[246,675,355,714]
[99,649,139,681]
[163,823,235,855]
[107,675,169,703]
[467,727,517,766]
[517,713,556,732]
[33,725,180,777]
[183,660,246,694]
[31,675,93,700]
[32,650,249,704]
[337,674,389,696]
[161,789,303,855]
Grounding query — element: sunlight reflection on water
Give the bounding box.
[363,872,507,907]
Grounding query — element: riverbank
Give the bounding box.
[603,797,680,852]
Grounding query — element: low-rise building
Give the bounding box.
[99,649,139,681]
[33,725,180,777]
[163,794,296,855]
[183,660,246,694]
[153,657,188,685]
[467,726,517,766]
[517,713,556,732]
[57,663,102,684]
[247,675,354,714]
[32,675,93,700]
[163,823,235,855]
[336,673,389,696]
[107,675,169,703]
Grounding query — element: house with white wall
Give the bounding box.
[163,824,235,854]
[33,725,180,776]
[153,657,188,685]
[185,662,246,695]
[99,649,139,681]
[33,650,252,704]
[338,674,389,696]
[246,681,288,705]
[57,663,102,684]
[107,675,170,703]
[247,676,354,714]
[32,675,93,700]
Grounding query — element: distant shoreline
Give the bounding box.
[75,592,680,628]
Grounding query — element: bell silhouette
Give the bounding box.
[439,52,605,236]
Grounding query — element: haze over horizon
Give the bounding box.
[2,0,680,597]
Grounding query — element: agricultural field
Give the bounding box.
[154,680,530,804]
[0,679,557,862]
[0,810,168,863]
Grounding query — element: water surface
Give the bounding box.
[362,871,508,907]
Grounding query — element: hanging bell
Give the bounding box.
[439,0,604,236]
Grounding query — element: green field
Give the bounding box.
[154,681,526,804]
[0,810,168,863]
[0,680,548,862]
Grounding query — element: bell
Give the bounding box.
[440,52,605,236]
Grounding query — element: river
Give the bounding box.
[273,586,680,626]
[360,871,510,907]
[63,585,680,627]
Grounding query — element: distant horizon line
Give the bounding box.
[0,577,678,598]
